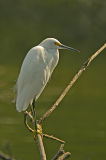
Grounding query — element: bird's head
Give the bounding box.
[39,38,80,52]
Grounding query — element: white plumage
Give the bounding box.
[16,38,79,112]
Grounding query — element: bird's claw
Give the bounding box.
[33,124,43,140]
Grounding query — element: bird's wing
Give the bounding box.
[16,46,50,111]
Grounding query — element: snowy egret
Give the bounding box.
[16,38,79,130]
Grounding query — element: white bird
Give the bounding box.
[16,38,79,130]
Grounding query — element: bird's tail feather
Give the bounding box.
[16,92,29,112]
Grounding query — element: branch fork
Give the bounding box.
[24,111,65,144]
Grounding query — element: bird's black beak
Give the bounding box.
[60,44,80,53]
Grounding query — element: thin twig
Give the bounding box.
[24,111,34,132]
[52,144,71,160]
[43,134,65,144]
[39,43,106,124]
[57,152,71,160]
[52,144,64,160]
[0,151,16,160]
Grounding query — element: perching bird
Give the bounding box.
[16,38,79,130]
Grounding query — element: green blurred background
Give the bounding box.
[0,0,106,159]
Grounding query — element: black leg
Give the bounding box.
[32,99,37,131]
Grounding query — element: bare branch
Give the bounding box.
[52,144,64,160]
[52,144,71,160]
[39,43,106,124]
[24,111,34,132]
[57,152,71,160]
[24,111,47,160]
[36,134,47,160]
[0,151,16,160]
[43,134,65,144]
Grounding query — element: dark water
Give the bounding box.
[0,0,106,159]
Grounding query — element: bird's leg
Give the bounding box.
[32,99,43,140]
[32,99,37,131]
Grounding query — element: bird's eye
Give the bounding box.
[54,42,61,46]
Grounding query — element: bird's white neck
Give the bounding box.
[44,48,59,74]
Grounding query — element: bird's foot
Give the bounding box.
[33,124,43,140]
